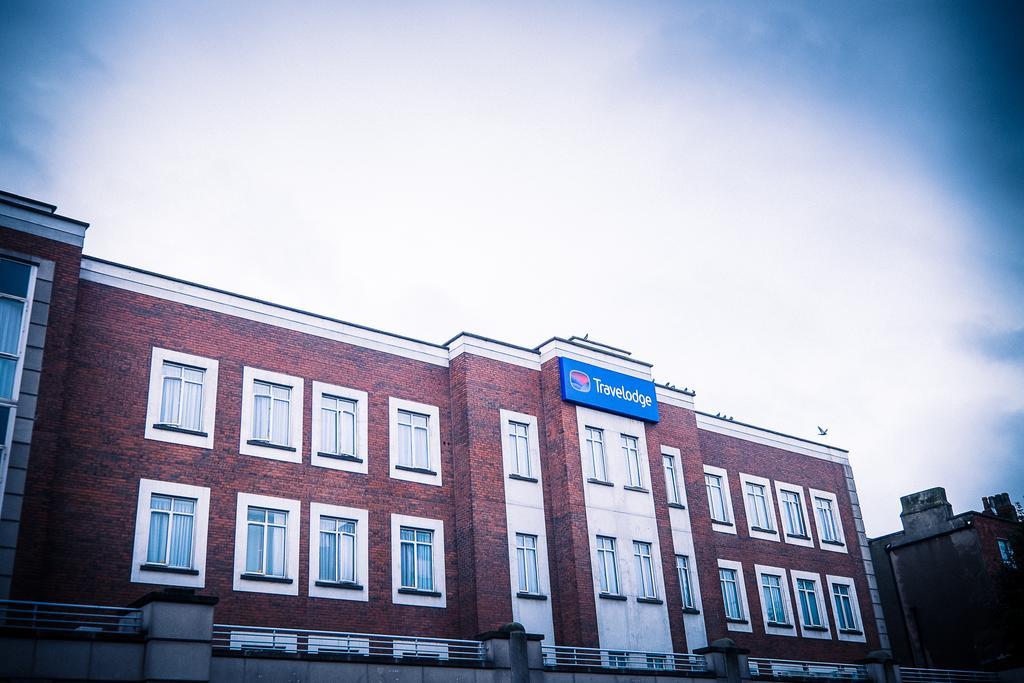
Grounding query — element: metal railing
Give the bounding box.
[212,624,486,664]
[542,644,710,673]
[902,669,999,683]
[749,658,869,681]
[0,599,143,635]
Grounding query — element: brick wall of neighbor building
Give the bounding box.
[0,189,887,661]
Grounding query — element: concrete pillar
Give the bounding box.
[695,638,752,683]
[859,650,901,683]
[478,622,545,683]
[130,588,218,682]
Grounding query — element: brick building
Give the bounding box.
[0,189,888,660]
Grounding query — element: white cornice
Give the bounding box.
[536,339,652,379]
[0,202,89,247]
[80,258,451,367]
[695,412,849,464]
[655,386,695,410]
[447,335,541,370]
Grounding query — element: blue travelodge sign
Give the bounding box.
[558,357,660,422]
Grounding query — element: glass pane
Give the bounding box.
[268,510,287,525]
[320,531,337,581]
[246,523,263,572]
[342,410,355,454]
[320,517,336,532]
[254,382,271,397]
[416,543,433,590]
[0,259,31,298]
[517,547,528,592]
[147,511,169,563]
[401,541,415,586]
[341,533,356,582]
[183,367,204,383]
[160,376,181,424]
[322,407,338,453]
[272,385,290,401]
[398,424,411,466]
[414,427,429,468]
[247,507,265,522]
[253,395,271,440]
[272,399,289,444]
[340,520,356,534]
[526,549,538,592]
[169,513,193,567]
[151,495,172,511]
[400,528,415,541]
[416,530,431,544]
[267,525,286,576]
[172,498,195,514]
[181,380,203,431]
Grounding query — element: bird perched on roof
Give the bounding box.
[817,426,829,436]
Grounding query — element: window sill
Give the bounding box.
[636,597,663,605]
[246,440,297,452]
[751,526,778,534]
[140,563,200,575]
[315,580,364,590]
[803,625,829,632]
[839,628,864,636]
[397,587,442,597]
[516,591,548,601]
[587,478,614,487]
[598,592,627,601]
[786,533,811,540]
[317,452,363,463]
[240,573,293,584]
[712,520,734,527]
[821,539,846,547]
[667,502,687,510]
[767,621,794,629]
[508,473,538,483]
[394,464,438,476]
[682,607,701,615]
[152,424,208,438]
[725,618,749,625]
[623,485,650,494]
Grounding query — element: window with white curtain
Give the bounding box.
[720,568,743,619]
[146,494,196,569]
[252,381,292,446]
[320,395,357,457]
[397,410,430,469]
[509,421,531,477]
[400,527,434,591]
[158,362,205,432]
[746,482,772,530]
[245,507,288,577]
[797,578,823,627]
[516,533,540,594]
[622,434,643,488]
[596,535,619,594]
[706,473,729,522]
[319,517,357,584]
[831,583,857,631]
[634,541,657,598]
[663,454,682,505]
[761,574,787,624]
[780,490,807,536]
[814,497,840,542]
[0,257,31,402]
[585,427,607,481]
[676,555,695,609]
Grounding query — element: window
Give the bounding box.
[509,422,531,478]
[720,568,743,620]
[389,398,442,485]
[157,363,205,432]
[797,578,823,627]
[663,454,682,505]
[622,434,643,488]
[397,410,430,469]
[146,494,196,569]
[596,536,619,594]
[240,367,303,461]
[780,490,807,537]
[0,257,32,402]
[706,473,729,522]
[831,583,857,631]
[746,482,773,530]
[253,381,291,446]
[585,427,607,481]
[132,479,210,588]
[246,507,288,578]
[319,517,357,584]
[400,527,434,591]
[634,541,657,599]
[814,497,840,543]
[321,396,356,457]
[998,539,1016,568]
[761,574,787,625]
[676,555,695,609]
[516,533,540,594]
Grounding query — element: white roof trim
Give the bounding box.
[656,386,695,410]
[536,339,652,379]
[0,203,88,247]
[80,258,451,366]
[447,335,541,371]
[695,413,849,464]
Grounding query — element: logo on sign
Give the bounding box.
[568,370,591,392]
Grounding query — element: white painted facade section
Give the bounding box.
[575,406,672,652]
[499,409,555,643]
[310,381,369,474]
[390,513,447,608]
[307,502,369,601]
[130,479,211,589]
[717,559,753,633]
[694,413,849,464]
[232,492,302,596]
[238,366,304,463]
[738,473,781,542]
[387,397,443,486]
[144,347,219,450]
[752,564,797,637]
[662,445,708,650]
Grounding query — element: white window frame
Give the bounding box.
[717,559,751,632]
[809,488,847,553]
[998,538,1017,568]
[704,465,736,534]
[391,513,446,607]
[663,453,683,506]
[826,575,866,643]
[311,381,369,474]
[633,540,658,600]
[622,434,645,489]
[308,502,369,602]
[739,473,780,542]
[773,481,815,548]
[388,397,442,486]
[144,348,219,450]
[676,554,696,610]
[131,479,210,589]
[584,426,608,482]
[239,367,303,463]
[515,533,541,595]
[753,564,796,637]
[790,569,832,639]
[595,535,620,595]
[233,492,301,595]
[499,409,541,484]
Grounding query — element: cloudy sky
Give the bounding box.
[2,0,1021,535]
